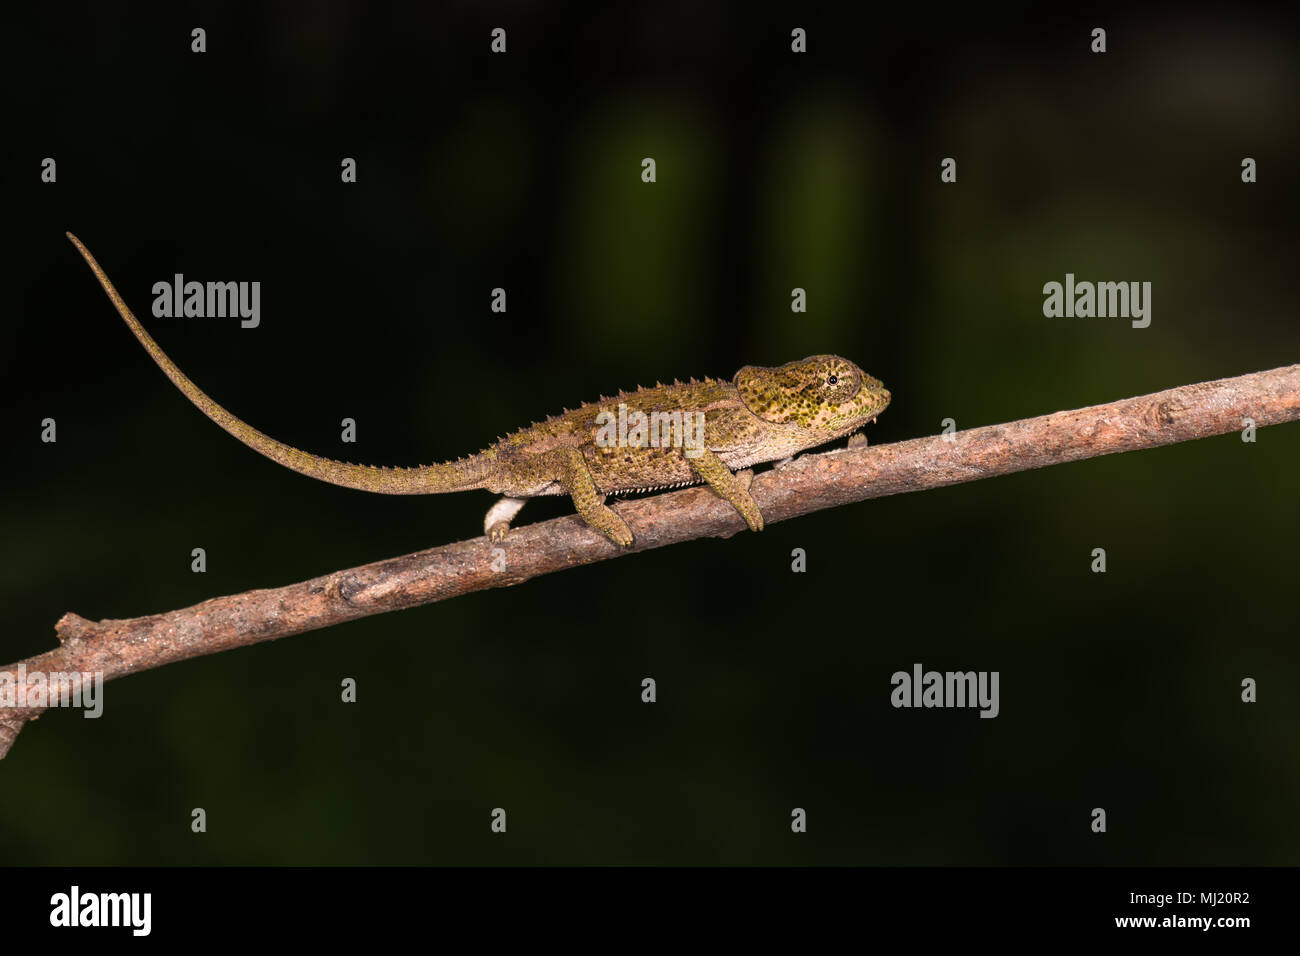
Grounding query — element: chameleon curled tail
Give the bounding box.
[66,233,491,497]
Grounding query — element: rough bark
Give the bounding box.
[3,364,1298,758]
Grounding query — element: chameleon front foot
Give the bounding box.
[731,469,764,532]
[690,451,764,532]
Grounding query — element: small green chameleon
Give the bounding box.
[68,233,891,547]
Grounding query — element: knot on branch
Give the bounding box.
[55,612,96,646]
[1150,398,1180,429]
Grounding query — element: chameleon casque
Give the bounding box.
[68,234,891,547]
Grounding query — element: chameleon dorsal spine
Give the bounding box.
[67,233,491,495]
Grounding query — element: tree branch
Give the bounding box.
[3,364,1298,758]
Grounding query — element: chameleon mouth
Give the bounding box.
[845,416,879,438]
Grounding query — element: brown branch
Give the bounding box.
[3,364,1298,758]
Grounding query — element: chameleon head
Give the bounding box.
[734,355,891,438]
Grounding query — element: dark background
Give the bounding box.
[2,2,1297,864]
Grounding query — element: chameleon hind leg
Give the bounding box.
[688,448,764,532]
[551,447,635,547]
[485,496,528,541]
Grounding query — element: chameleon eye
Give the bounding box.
[827,374,838,386]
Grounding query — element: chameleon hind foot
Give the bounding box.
[550,447,635,547]
[575,498,635,548]
[485,496,528,541]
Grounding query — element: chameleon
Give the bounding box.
[67,233,891,547]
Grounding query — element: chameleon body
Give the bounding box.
[68,234,891,547]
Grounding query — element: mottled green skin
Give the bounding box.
[70,234,891,547]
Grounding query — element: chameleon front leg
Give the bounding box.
[552,448,635,547]
[687,447,764,532]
